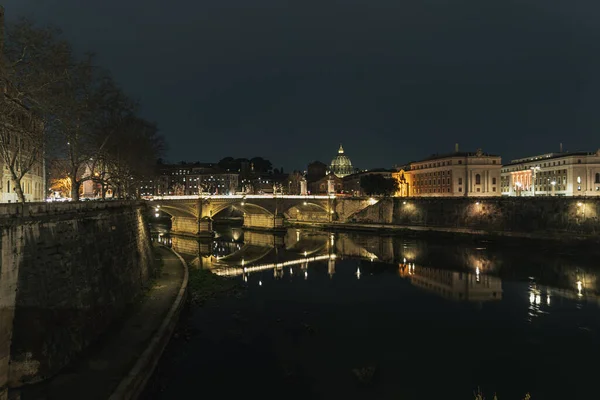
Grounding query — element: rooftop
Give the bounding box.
[506,151,595,166]
[413,150,500,163]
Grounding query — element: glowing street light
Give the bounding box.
[550,180,556,196]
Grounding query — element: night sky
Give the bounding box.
[4,0,600,171]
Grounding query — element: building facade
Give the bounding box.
[501,150,600,196]
[0,101,45,203]
[408,149,501,197]
[392,169,413,197]
[151,163,239,196]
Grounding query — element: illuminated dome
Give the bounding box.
[329,144,354,178]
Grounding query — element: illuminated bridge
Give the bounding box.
[146,194,374,236]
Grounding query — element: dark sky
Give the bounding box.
[4,0,600,171]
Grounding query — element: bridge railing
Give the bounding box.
[146,194,337,200]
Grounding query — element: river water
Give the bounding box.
[143,225,600,400]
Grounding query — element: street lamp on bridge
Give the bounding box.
[530,166,540,196]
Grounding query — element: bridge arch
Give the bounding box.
[210,201,275,218]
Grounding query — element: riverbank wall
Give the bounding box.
[0,201,153,395]
[323,197,600,241]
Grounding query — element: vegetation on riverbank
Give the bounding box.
[187,267,244,305]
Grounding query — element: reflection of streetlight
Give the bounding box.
[577,280,583,296]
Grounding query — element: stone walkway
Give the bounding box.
[14,246,185,400]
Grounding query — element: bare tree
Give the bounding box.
[0,18,70,202]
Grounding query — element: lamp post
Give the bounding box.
[550,180,556,196]
[530,166,540,196]
[515,181,522,197]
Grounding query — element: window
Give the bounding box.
[595,173,600,184]
[492,177,496,185]
[578,159,582,164]
[475,174,481,185]
[458,178,463,185]
[492,160,496,164]
[458,187,462,192]
[578,186,581,191]
[458,160,463,164]
[477,188,481,192]
[493,187,496,192]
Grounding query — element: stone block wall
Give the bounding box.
[351,197,600,237]
[243,214,283,229]
[335,198,373,221]
[0,202,153,391]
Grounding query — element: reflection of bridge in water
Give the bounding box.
[154,227,600,303]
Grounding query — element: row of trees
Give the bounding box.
[0,13,165,202]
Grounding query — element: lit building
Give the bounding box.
[328,144,356,178]
[408,147,501,197]
[152,163,239,195]
[392,168,413,197]
[501,150,600,196]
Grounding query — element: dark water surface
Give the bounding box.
[144,226,600,400]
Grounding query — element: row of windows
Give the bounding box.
[413,175,496,186]
[501,159,588,173]
[413,187,497,194]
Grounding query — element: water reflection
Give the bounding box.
[150,226,600,306]
[399,262,502,302]
[148,225,600,400]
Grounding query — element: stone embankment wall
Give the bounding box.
[350,197,600,238]
[0,201,153,393]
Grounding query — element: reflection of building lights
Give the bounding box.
[241,202,245,206]
[304,271,308,279]
[243,275,247,283]
[303,201,307,205]
[356,267,361,279]
[475,201,480,205]
[259,280,262,286]
[370,257,374,262]
[476,267,480,282]
[577,281,583,296]
[155,213,160,218]
[529,293,535,304]
[535,294,541,305]
[403,201,407,205]
[403,257,406,263]
[289,268,293,276]
[304,251,308,256]
[546,295,550,305]
[242,259,245,267]
[577,202,583,207]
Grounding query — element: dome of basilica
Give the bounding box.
[329,144,354,178]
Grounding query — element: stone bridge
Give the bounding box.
[147,195,374,236]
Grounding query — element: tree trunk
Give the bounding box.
[10,175,26,203]
[71,180,80,201]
